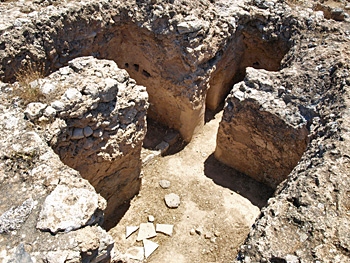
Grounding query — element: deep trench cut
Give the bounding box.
[1,9,303,227]
[206,26,291,111]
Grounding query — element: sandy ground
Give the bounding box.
[109,111,274,263]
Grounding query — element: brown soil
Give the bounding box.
[109,111,274,263]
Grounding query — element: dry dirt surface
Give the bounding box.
[109,111,274,263]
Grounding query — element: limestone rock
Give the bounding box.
[0,199,34,234]
[24,102,47,121]
[159,179,171,189]
[36,184,105,234]
[164,193,181,208]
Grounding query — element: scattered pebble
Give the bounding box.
[164,193,180,208]
[190,229,196,235]
[148,215,155,222]
[195,227,203,235]
[159,179,171,189]
[204,232,212,239]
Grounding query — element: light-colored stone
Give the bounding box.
[125,226,139,239]
[63,88,82,101]
[148,215,155,222]
[164,193,180,208]
[24,102,47,121]
[159,180,171,189]
[36,184,104,234]
[143,239,159,259]
[136,223,157,241]
[0,199,34,233]
[156,224,174,236]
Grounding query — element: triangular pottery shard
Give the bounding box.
[126,226,139,239]
[156,224,174,236]
[143,239,159,259]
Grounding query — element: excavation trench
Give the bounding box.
[1,8,310,259]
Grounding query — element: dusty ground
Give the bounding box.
[109,111,274,263]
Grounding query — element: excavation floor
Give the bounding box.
[109,111,274,263]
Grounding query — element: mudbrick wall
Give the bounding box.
[0,0,350,262]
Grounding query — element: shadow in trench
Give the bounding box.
[103,201,131,231]
[204,154,274,209]
[205,102,224,124]
[143,118,187,156]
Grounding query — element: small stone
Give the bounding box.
[41,82,56,97]
[214,231,220,237]
[51,100,65,111]
[156,141,169,154]
[190,229,196,235]
[63,88,82,101]
[126,226,139,239]
[164,130,179,145]
[285,254,299,263]
[148,215,155,222]
[71,128,84,140]
[136,223,157,241]
[83,126,93,137]
[125,246,144,261]
[204,232,212,239]
[156,224,174,236]
[43,106,56,118]
[159,180,171,189]
[164,193,180,208]
[24,102,47,121]
[195,227,203,235]
[143,239,159,259]
[92,129,103,138]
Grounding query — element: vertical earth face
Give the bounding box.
[0,0,350,262]
[215,68,310,188]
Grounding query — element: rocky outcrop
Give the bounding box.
[0,85,113,262]
[23,56,149,224]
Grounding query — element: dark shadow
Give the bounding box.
[103,201,131,231]
[143,118,187,155]
[204,153,274,209]
[205,102,224,123]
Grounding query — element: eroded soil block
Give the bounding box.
[215,68,309,188]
